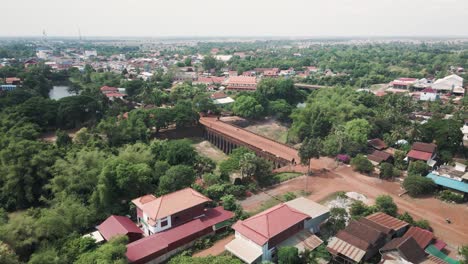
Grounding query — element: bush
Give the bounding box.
[351,154,374,174]
[414,219,431,230]
[438,190,464,204]
[375,195,398,217]
[408,161,429,176]
[283,192,297,201]
[277,246,300,264]
[402,175,436,197]
[380,163,400,179]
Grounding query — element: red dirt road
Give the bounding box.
[200,119,468,249]
[242,159,468,249]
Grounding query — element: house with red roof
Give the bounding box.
[132,188,213,236]
[390,78,418,89]
[126,206,233,264]
[406,142,437,167]
[225,197,329,263]
[97,215,144,243]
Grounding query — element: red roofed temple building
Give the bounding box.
[226,76,257,91]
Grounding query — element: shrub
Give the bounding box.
[277,246,300,264]
[375,195,398,217]
[283,192,297,201]
[438,190,464,204]
[351,154,374,174]
[408,161,429,176]
[402,175,436,197]
[414,219,431,230]
[380,163,400,179]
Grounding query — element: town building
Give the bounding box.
[225,197,329,263]
[211,92,234,105]
[226,76,257,91]
[420,88,439,101]
[97,215,144,243]
[406,142,437,167]
[389,78,418,89]
[126,206,233,264]
[132,188,212,236]
[426,173,468,200]
[432,74,463,93]
[327,213,409,263]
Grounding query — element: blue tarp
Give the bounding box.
[426,173,468,193]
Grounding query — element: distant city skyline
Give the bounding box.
[1,0,467,37]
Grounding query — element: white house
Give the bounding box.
[419,88,439,101]
[432,74,463,93]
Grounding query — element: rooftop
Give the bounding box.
[412,142,437,153]
[327,236,366,263]
[426,173,468,193]
[97,215,143,241]
[381,237,427,263]
[407,150,433,161]
[368,138,388,150]
[402,226,434,249]
[126,206,232,264]
[232,203,309,246]
[284,197,329,219]
[365,212,409,232]
[131,188,212,222]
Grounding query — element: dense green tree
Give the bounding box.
[232,95,264,119]
[299,137,322,175]
[0,140,57,210]
[349,200,374,219]
[375,195,398,217]
[169,255,243,264]
[420,119,463,153]
[173,100,199,128]
[269,99,293,121]
[380,163,399,179]
[403,175,436,197]
[164,139,197,166]
[74,236,128,264]
[351,154,374,174]
[28,248,60,264]
[408,161,429,176]
[158,165,196,194]
[0,241,21,264]
[15,97,58,128]
[278,246,300,264]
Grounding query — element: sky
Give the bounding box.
[1,0,468,37]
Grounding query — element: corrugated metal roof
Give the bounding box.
[426,173,468,193]
[328,237,366,263]
[402,226,434,249]
[366,212,409,232]
[284,197,329,219]
[225,238,263,264]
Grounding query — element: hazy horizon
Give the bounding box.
[1,0,467,37]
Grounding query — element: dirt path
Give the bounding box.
[241,163,468,249]
[193,234,234,257]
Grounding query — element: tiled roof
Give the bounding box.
[105,92,126,98]
[366,212,409,232]
[403,226,434,249]
[227,76,257,85]
[232,203,309,246]
[126,207,233,263]
[97,215,143,241]
[131,188,211,222]
[412,142,437,153]
[211,92,228,99]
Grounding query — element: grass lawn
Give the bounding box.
[244,120,289,143]
[273,172,302,182]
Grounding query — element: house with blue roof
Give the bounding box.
[426,172,468,200]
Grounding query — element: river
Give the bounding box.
[49,86,77,100]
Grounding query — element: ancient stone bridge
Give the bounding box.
[199,117,300,168]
